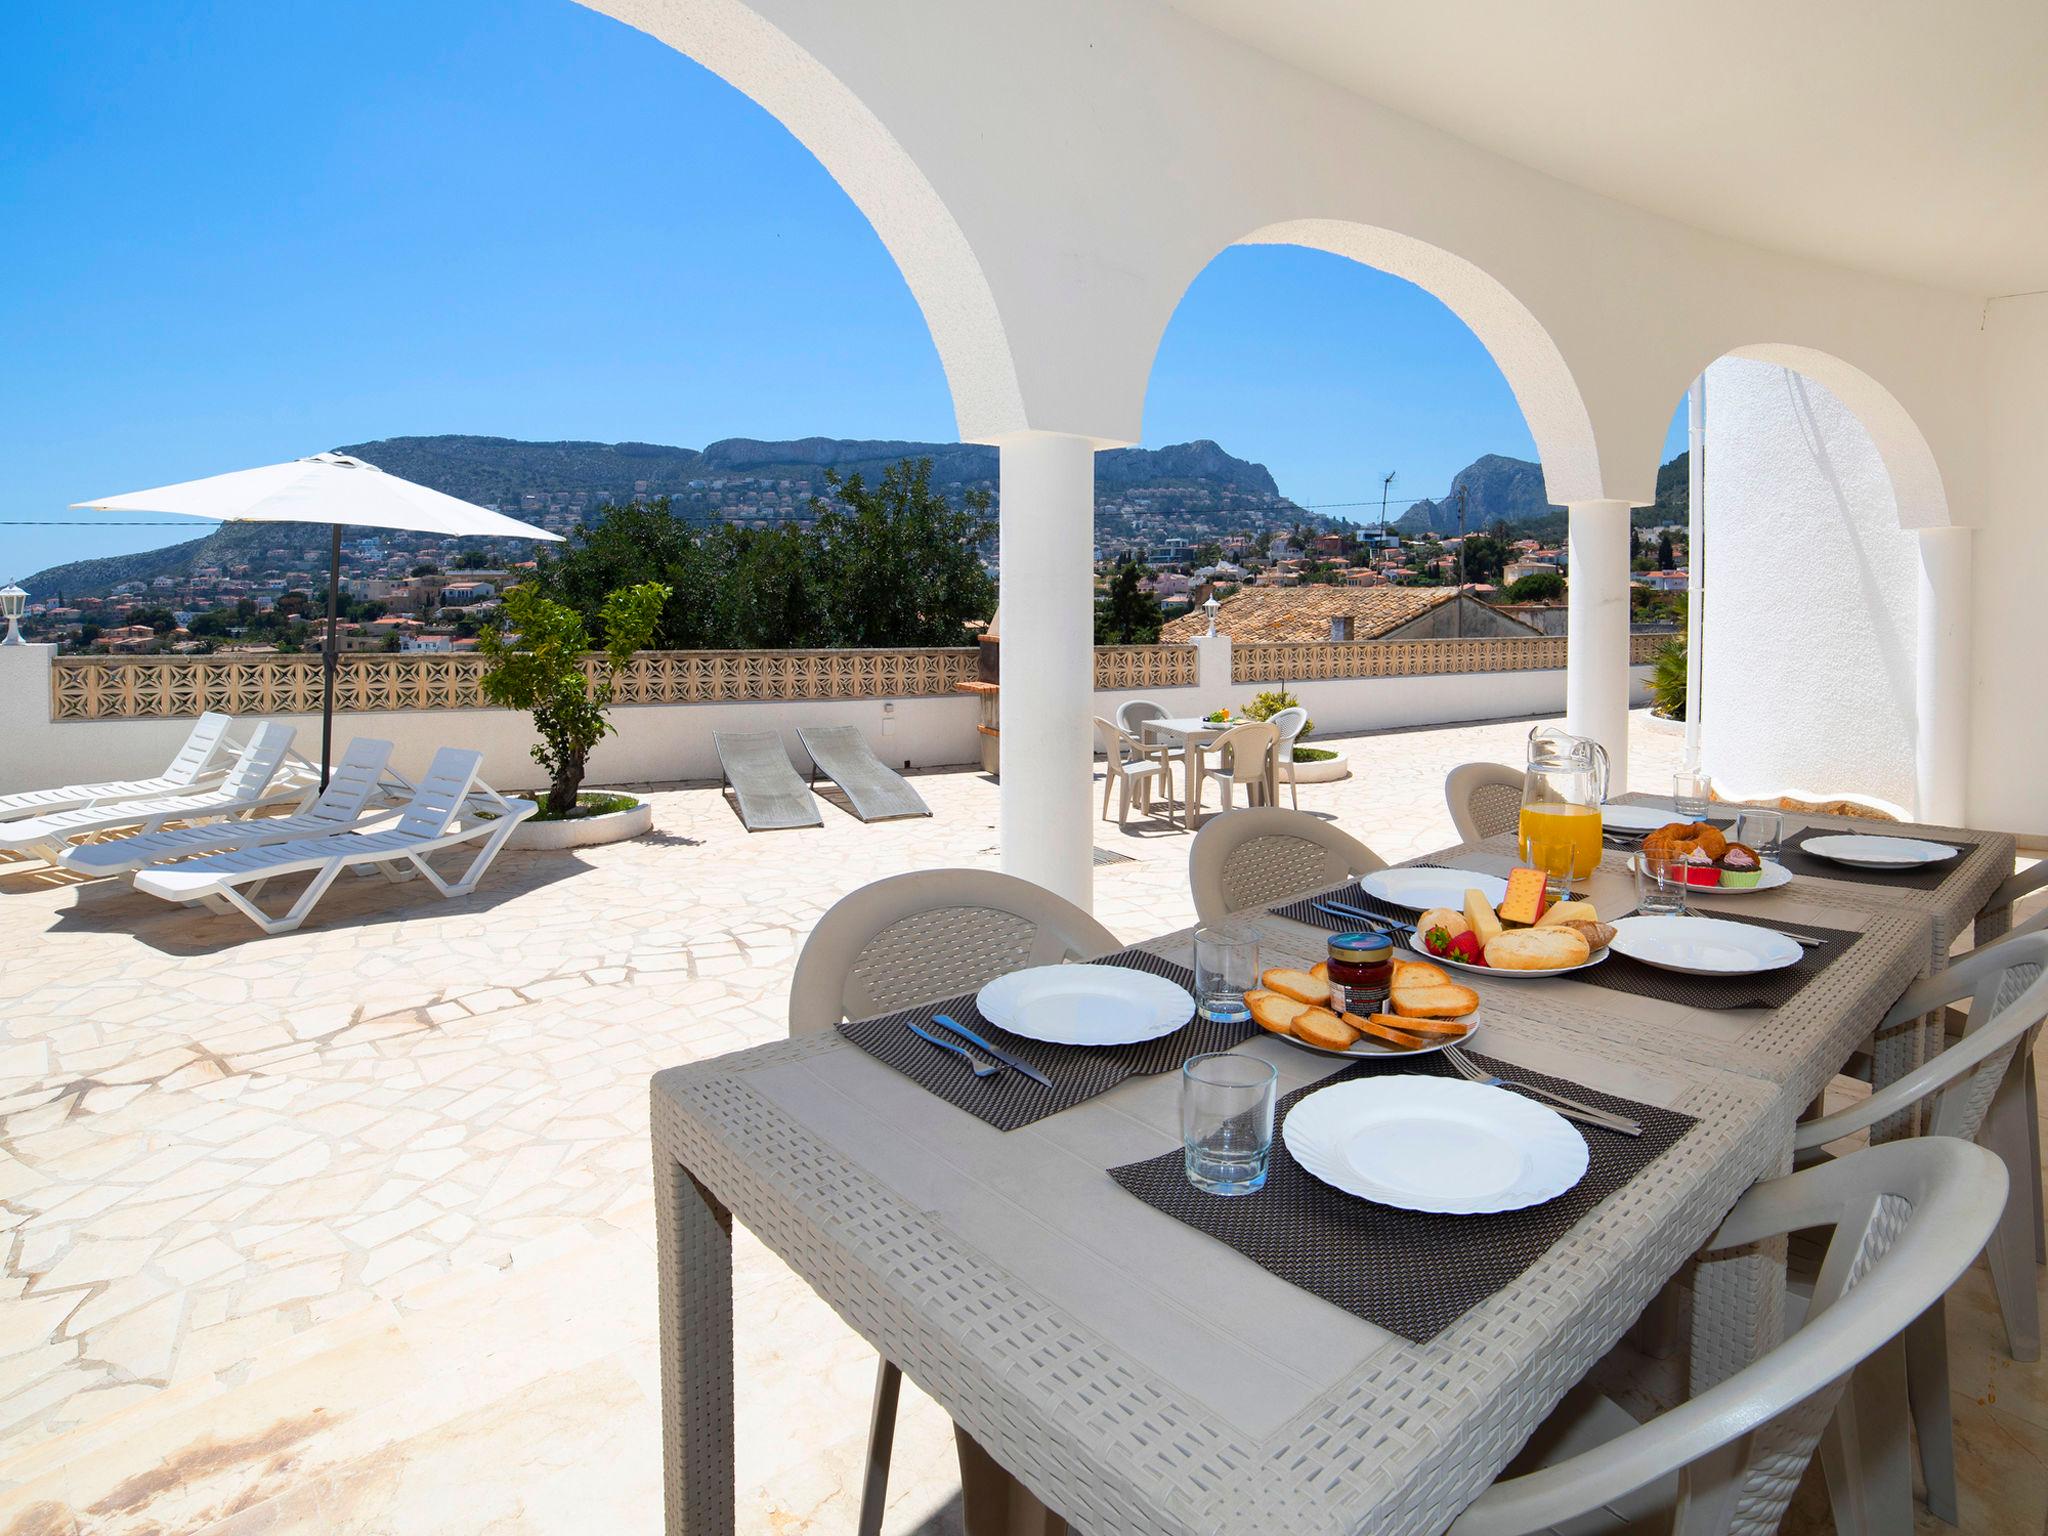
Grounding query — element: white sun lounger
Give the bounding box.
[0,722,302,863]
[131,747,537,936]
[59,738,409,879]
[0,711,235,822]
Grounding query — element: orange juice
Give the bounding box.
[1518,802,1602,883]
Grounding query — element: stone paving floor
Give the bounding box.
[0,709,2041,1534]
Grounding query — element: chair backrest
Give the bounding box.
[218,721,297,798]
[1207,720,1277,780]
[396,748,486,839]
[1448,1138,2008,1536]
[1115,699,1169,736]
[305,739,397,827]
[167,711,235,784]
[1445,761,1526,842]
[1093,717,1143,768]
[1187,806,1387,925]
[788,868,1122,1033]
[1266,706,1309,759]
[1794,932,2048,1153]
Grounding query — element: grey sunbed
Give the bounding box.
[798,725,933,823]
[714,731,824,831]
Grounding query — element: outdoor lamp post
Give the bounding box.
[1204,594,1220,637]
[0,586,26,646]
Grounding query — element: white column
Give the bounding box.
[1913,526,1972,824]
[997,432,1098,910]
[1565,499,1633,793]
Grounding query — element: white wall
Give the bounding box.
[1280,665,1651,743]
[1696,358,1922,814]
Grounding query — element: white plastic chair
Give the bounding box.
[1187,805,1387,926]
[787,869,1119,1536]
[1446,760,1526,842]
[1447,1137,2008,1536]
[59,738,408,877]
[0,722,301,863]
[131,747,535,935]
[1094,716,1177,828]
[1189,720,1278,820]
[1266,705,1310,810]
[0,711,234,822]
[1786,933,2048,1529]
[1114,698,1170,740]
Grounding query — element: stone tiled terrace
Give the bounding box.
[1,711,2042,1535]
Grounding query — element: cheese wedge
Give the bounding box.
[1535,898,1598,928]
[1463,889,1505,946]
[1497,867,1549,926]
[1261,967,1329,1007]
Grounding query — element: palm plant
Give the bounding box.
[1651,637,1687,720]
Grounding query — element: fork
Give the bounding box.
[905,1019,999,1078]
[1442,1046,1642,1136]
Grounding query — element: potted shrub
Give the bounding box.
[479,579,669,849]
[1241,686,1350,782]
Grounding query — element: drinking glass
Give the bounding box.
[1635,848,1690,916]
[1735,809,1784,860]
[1673,768,1714,819]
[1193,923,1260,1025]
[1181,1052,1277,1196]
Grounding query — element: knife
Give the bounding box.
[931,1014,1055,1087]
[1313,899,1415,933]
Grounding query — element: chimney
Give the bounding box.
[1330,616,1353,643]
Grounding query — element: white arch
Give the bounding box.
[581,0,1026,440]
[1162,219,1608,505]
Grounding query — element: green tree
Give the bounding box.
[1651,637,1687,720]
[479,580,669,815]
[1503,571,1566,603]
[1457,533,1513,587]
[1656,531,1677,571]
[807,458,995,646]
[452,548,496,570]
[1094,560,1165,643]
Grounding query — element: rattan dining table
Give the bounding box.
[646,809,2009,1534]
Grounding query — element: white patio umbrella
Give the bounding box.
[74,452,561,785]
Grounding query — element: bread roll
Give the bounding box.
[1416,907,1469,940]
[1482,927,1591,971]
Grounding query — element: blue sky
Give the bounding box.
[1,0,1686,581]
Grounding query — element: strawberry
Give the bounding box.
[1447,930,1486,966]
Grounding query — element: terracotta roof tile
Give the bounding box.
[1162,585,1532,643]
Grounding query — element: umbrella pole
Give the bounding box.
[322,523,340,790]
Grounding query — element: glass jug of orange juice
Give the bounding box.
[1520,726,1609,896]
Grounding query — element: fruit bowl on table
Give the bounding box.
[1405,929,1609,979]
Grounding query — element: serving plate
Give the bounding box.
[1404,930,1610,979]
[976,964,1194,1046]
[1627,853,1794,895]
[1360,867,1508,912]
[1606,914,1803,976]
[1599,803,1681,834]
[1800,833,1960,870]
[1282,1076,1588,1213]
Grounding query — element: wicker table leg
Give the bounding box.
[955,1425,1068,1536]
[656,1149,735,1535]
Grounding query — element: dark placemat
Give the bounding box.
[838,949,1245,1131]
[1600,813,1734,847]
[1772,827,1978,891]
[1576,908,1860,1010]
[1268,876,1433,933]
[1108,1050,1697,1343]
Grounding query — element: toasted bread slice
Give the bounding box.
[1261,966,1330,1007]
[1247,989,1309,1035]
[1363,1011,1468,1038]
[1291,1006,1358,1050]
[1390,974,1481,1019]
[1343,1011,1428,1049]
[1391,959,1451,988]
[1309,960,1329,983]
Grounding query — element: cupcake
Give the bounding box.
[1679,846,1723,886]
[1717,842,1764,888]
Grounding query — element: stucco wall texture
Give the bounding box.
[1698,357,1920,813]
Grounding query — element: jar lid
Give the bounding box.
[1327,931,1392,964]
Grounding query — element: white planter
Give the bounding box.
[1643,711,1687,737]
[504,795,654,851]
[1284,749,1351,784]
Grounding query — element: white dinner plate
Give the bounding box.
[1598,803,1682,834]
[975,964,1194,1046]
[1404,930,1610,979]
[1799,833,1959,870]
[1267,1014,1480,1061]
[1626,853,1794,895]
[1282,1076,1588,1213]
[1606,914,1803,976]
[1360,867,1509,912]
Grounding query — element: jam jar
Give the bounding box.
[1324,931,1392,1015]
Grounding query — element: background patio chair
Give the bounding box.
[1187,805,1387,925]
[1113,698,1169,740]
[1188,719,1278,819]
[1444,760,1526,842]
[1267,703,1309,810]
[787,868,1119,1536]
[1093,716,1177,829]
[1447,1138,2006,1536]
[0,710,235,822]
